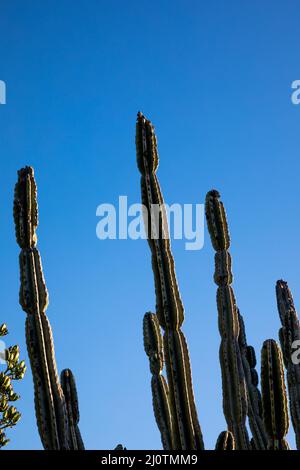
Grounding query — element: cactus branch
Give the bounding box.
[276,280,300,449]
[238,312,268,449]
[61,369,85,450]
[143,312,174,450]
[261,339,289,450]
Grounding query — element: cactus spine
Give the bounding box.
[261,339,289,450]
[136,113,204,450]
[205,190,250,450]
[13,167,83,450]
[276,280,300,449]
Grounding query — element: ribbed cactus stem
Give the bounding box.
[143,313,174,449]
[276,280,300,449]
[215,431,235,450]
[238,312,268,449]
[205,190,250,450]
[136,113,204,450]
[61,369,85,450]
[261,339,289,450]
[13,167,75,450]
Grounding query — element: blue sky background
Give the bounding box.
[0,0,299,449]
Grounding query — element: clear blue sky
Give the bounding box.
[0,1,299,449]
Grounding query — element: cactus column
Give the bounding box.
[13,166,84,450]
[205,190,250,450]
[61,369,85,450]
[136,113,204,450]
[276,280,300,449]
[143,312,174,449]
[238,312,268,449]
[261,339,289,450]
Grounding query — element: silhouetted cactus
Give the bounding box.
[215,431,235,450]
[13,166,83,450]
[261,339,289,450]
[136,113,204,450]
[276,280,300,449]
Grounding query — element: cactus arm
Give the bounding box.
[25,313,58,449]
[205,190,250,450]
[143,312,174,450]
[215,430,235,450]
[276,280,300,449]
[261,339,290,450]
[238,312,268,449]
[61,369,85,450]
[136,113,204,450]
[14,167,69,449]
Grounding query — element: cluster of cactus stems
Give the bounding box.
[0,323,26,448]
[8,115,300,451]
[13,167,84,450]
[136,112,300,450]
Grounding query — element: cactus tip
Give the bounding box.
[206,189,221,199]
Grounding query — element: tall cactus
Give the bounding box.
[205,190,250,449]
[261,339,289,450]
[13,166,83,450]
[136,112,204,450]
[276,280,300,449]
